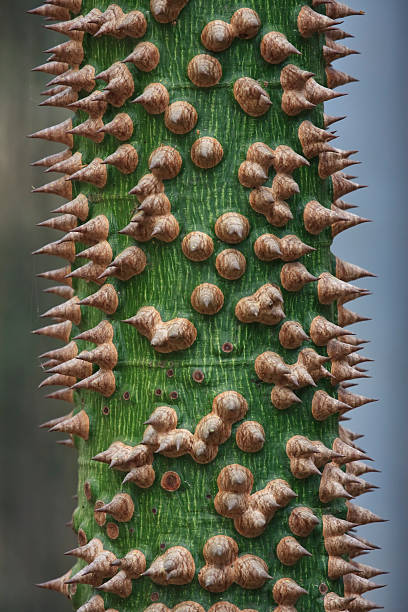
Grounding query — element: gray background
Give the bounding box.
[0,0,406,610]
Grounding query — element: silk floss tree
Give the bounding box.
[29,1,385,611]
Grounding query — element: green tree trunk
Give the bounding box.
[31,1,382,611]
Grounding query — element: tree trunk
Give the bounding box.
[31,1,383,611]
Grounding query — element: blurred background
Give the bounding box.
[0,0,406,610]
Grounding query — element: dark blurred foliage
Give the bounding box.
[0,1,407,611]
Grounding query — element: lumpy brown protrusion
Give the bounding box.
[215,464,295,537]
[198,535,271,592]
[123,307,197,353]
[235,284,285,325]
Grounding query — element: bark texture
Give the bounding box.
[31,1,380,611]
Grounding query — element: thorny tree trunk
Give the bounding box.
[30,1,385,611]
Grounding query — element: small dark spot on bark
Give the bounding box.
[169,390,178,400]
[154,388,162,396]
[166,368,174,377]
[319,583,328,594]
[192,369,204,383]
[222,342,234,353]
[123,391,130,400]
[151,592,159,602]
[161,471,181,492]
[106,522,119,540]
[102,405,110,415]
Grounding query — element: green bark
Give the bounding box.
[38,1,347,610]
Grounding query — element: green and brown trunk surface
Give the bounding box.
[31,1,382,611]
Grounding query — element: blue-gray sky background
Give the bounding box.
[0,1,406,610]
